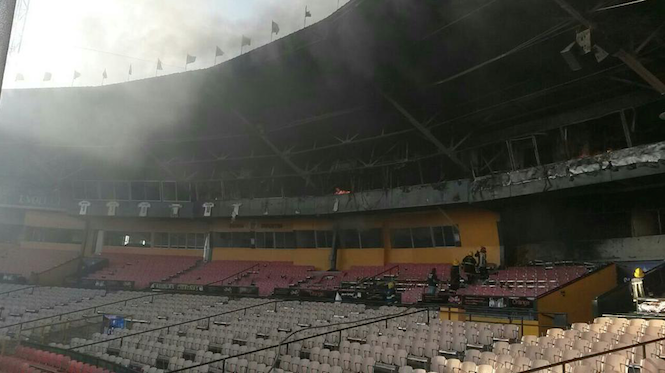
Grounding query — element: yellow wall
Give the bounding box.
[89,217,207,232]
[19,241,82,252]
[212,248,331,270]
[337,249,385,270]
[17,207,501,271]
[537,264,617,325]
[24,210,85,230]
[384,208,501,265]
[103,246,203,257]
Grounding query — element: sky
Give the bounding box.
[2,0,350,89]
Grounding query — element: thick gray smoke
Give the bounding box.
[2,0,349,88]
[0,0,350,166]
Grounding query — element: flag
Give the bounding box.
[305,6,312,17]
[102,69,107,79]
[15,73,24,81]
[73,71,81,80]
[157,59,163,70]
[215,46,224,57]
[272,21,280,35]
[128,64,132,75]
[186,54,196,65]
[241,35,251,47]
[43,72,52,81]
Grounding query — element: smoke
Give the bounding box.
[0,0,351,166]
[2,0,349,89]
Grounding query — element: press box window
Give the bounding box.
[391,228,413,248]
[296,231,316,248]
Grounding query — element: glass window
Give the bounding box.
[196,182,210,201]
[130,182,146,200]
[84,181,100,200]
[145,182,161,201]
[154,232,169,248]
[412,227,433,248]
[296,231,316,248]
[196,233,205,249]
[265,232,274,249]
[360,229,382,248]
[100,182,115,200]
[391,228,413,248]
[442,226,454,246]
[114,182,130,200]
[274,232,286,249]
[105,231,125,246]
[208,182,222,200]
[452,226,462,246]
[340,229,360,248]
[176,182,191,201]
[316,231,331,248]
[72,181,85,199]
[255,231,265,248]
[232,232,252,247]
[71,230,84,244]
[284,232,296,249]
[186,233,196,248]
[432,226,445,247]
[215,232,231,248]
[162,182,177,201]
[170,233,185,248]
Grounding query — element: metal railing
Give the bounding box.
[167,307,435,373]
[354,265,400,287]
[519,334,665,373]
[68,300,282,351]
[0,291,171,331]
[0,285,35,297]
[205,263,260,286]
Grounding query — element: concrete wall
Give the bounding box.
[517,235,665,263]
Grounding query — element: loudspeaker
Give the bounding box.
[560,42,582,71]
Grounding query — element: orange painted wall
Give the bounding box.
[103,246,203,257]
[89,217,207,233]
[212,248,331,270]
[384,208,501,265]
[337,249,385,270]
[19,241,82,252]
[24,210,85,230]
[537,264,617,325]
[20,207,501,270]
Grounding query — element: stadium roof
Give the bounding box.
[0,0,663,198]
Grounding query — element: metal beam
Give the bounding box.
[463,91,662,150]
[0,0,17,98]
[379,91,470,173]
[551,0,665,94]
[614,49,665,95]
[233,110,314,186]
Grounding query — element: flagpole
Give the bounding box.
[304,7,307,28]
[271,21,274,42]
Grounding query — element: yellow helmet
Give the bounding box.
[634,267,645,278]
[388,281,395,289]
[468,251,474,256]
[453,260,460,266]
